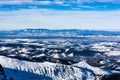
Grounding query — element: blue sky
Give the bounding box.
[0,0,120,30]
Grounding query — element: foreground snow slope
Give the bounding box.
[0,55,111,80]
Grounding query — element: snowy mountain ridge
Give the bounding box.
[0,55,109,80]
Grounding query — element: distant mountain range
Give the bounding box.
[0,29,120,38]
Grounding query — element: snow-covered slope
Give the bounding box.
[0,55,111,80]
[0,55,114,80]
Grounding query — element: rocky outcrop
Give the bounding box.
[101,73,120,80]
[0,64,6,80]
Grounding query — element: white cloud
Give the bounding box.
[72,0,120,3]
[79,5,96,9]
[94,0,120,3]
[0,9,120,30]
[53,1,65,5]
[0,0,32,5]
[0,0,66,6]
[0,0,120,5]
[34,1,52,5]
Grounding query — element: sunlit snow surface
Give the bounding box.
[0,37,120,80]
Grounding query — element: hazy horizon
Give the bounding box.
[1,28,120,32]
